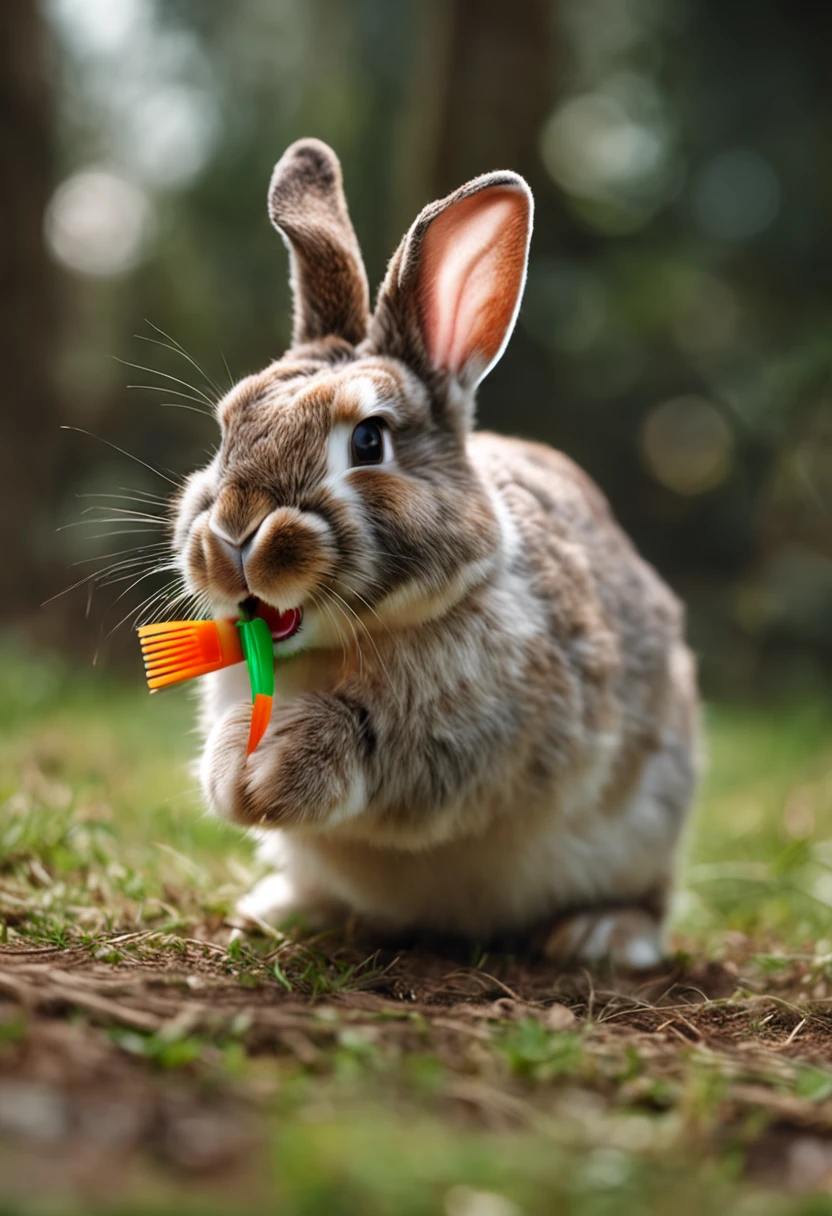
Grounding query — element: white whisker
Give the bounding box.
[107,563,180,610]
[43,562,151,606]
[57,518,166,531]
[60,426,182,489]
[320,586,365,678]
[76,492,171,510]
[77,505,167,523]
[137,321,224,401]
[65,529,167,542]
[117,486,170,505]
[127,383,215,411]
[70,541,168,568]
[105,574,185,639]
[314,590,349,673]
[115,356,215,407]
[340,581,392,637]
[139,584,194,627]
[329,585,394,685]
[160,401,214,418]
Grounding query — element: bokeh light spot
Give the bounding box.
[45,169,151,277]
[444,1186,520,1216]
[691,148,781,241]
[126,84,218,189]
[47,0,146,55]
[541,92,666,200]
[641,396,733,495]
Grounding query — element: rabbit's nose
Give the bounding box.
[239,530,260,565]
[208,518,263,574]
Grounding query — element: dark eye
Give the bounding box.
[351,418,385,466]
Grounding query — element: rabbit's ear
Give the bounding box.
[269,138,370,348]
[369,172,532,393]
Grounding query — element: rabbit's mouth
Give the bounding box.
[241,596,302,642]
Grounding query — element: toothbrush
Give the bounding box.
[137,614,275,755]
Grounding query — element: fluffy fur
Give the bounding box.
[172,138,699,968]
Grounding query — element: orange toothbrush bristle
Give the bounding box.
[138,619,244,690]
[246,692,274,756]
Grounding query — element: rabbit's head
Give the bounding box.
[173,138,533,648]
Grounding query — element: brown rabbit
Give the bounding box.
[173,138,699,968]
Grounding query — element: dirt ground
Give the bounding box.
[4,687,832,1211]
[5,927,832,1209]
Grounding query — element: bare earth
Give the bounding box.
[4,926,832,1209]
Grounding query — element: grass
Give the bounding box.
[2,637,832,1213]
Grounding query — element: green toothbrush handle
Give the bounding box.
[237,618,275,702]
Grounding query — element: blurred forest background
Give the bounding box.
[2,0,832,697]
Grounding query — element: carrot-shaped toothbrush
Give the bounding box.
[137,614,275,755]
[235,615,275,755]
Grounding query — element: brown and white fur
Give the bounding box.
[174,138,699,968]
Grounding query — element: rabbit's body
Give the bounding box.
[181,140,699,965]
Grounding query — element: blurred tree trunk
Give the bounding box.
[0,1,61,622]
[433,0,557,196]
[392,0,558,232]
[393,0,564,439]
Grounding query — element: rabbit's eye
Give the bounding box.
[351,418,384,466]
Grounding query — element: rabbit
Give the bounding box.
[173,137,699,969]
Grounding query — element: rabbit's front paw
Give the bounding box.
[201,694,368,829]
[199,699,253,823]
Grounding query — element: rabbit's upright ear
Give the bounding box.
[368,172,532,395]
[269,139,370,348]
